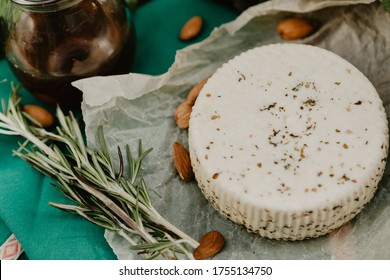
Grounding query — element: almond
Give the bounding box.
[194,230,225,260]
[277,18,314,40]
[172,142,194,182]
[174,101,192,129]
[180,15,203,41]
[174,76,209,129]
[23,104,55,128]
[186,76,209,105]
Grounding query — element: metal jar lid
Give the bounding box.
[11,0,83,11]
[11,0,63,5]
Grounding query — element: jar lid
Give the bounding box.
[11,0,82,11]
[11,0,61,5]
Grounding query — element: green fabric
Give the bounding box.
[0,218,11,245]
[0,0,237,259]
[132,0,237,75]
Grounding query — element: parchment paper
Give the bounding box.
[73,0,390,259]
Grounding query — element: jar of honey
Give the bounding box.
[5,0,135,109]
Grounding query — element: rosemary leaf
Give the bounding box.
[126,144,136,181]
[97,125,114,172]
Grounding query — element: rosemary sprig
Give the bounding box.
[382,0,390,11]
[0,85,199,260]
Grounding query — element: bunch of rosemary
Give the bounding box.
[0,0,13,19]
[382,0,390,10]
[0,84,199,260]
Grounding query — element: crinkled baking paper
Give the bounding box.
[73,0,390,259]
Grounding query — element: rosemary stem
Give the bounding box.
[165,234,196,260]
[76,179,161,246]
[0,112,61,161]
[117,229,138,246]
[117,226,175,260]
[23,133,62,163]
[114,188,199,248]
[150,210,200,249]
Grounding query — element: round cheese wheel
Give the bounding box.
[188,44,388,240]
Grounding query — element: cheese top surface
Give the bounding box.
[189,44,388,213]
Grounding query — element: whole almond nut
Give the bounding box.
[277,18,314,40]
[194,230,225,260]
[172,142,194,182]
[186,76,209,105]
[174,101,192,129]
[23,104,55,128]
[174,76,209,129]
[180,15,203,41]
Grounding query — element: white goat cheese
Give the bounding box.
[188,44,388,240]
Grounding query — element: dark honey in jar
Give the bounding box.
[5,0,135,109]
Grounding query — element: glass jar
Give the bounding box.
[0,17,5,58]
[5,0,135,109]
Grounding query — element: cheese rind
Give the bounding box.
[188,44,388,240]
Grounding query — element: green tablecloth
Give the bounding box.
[0,0,238,260]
